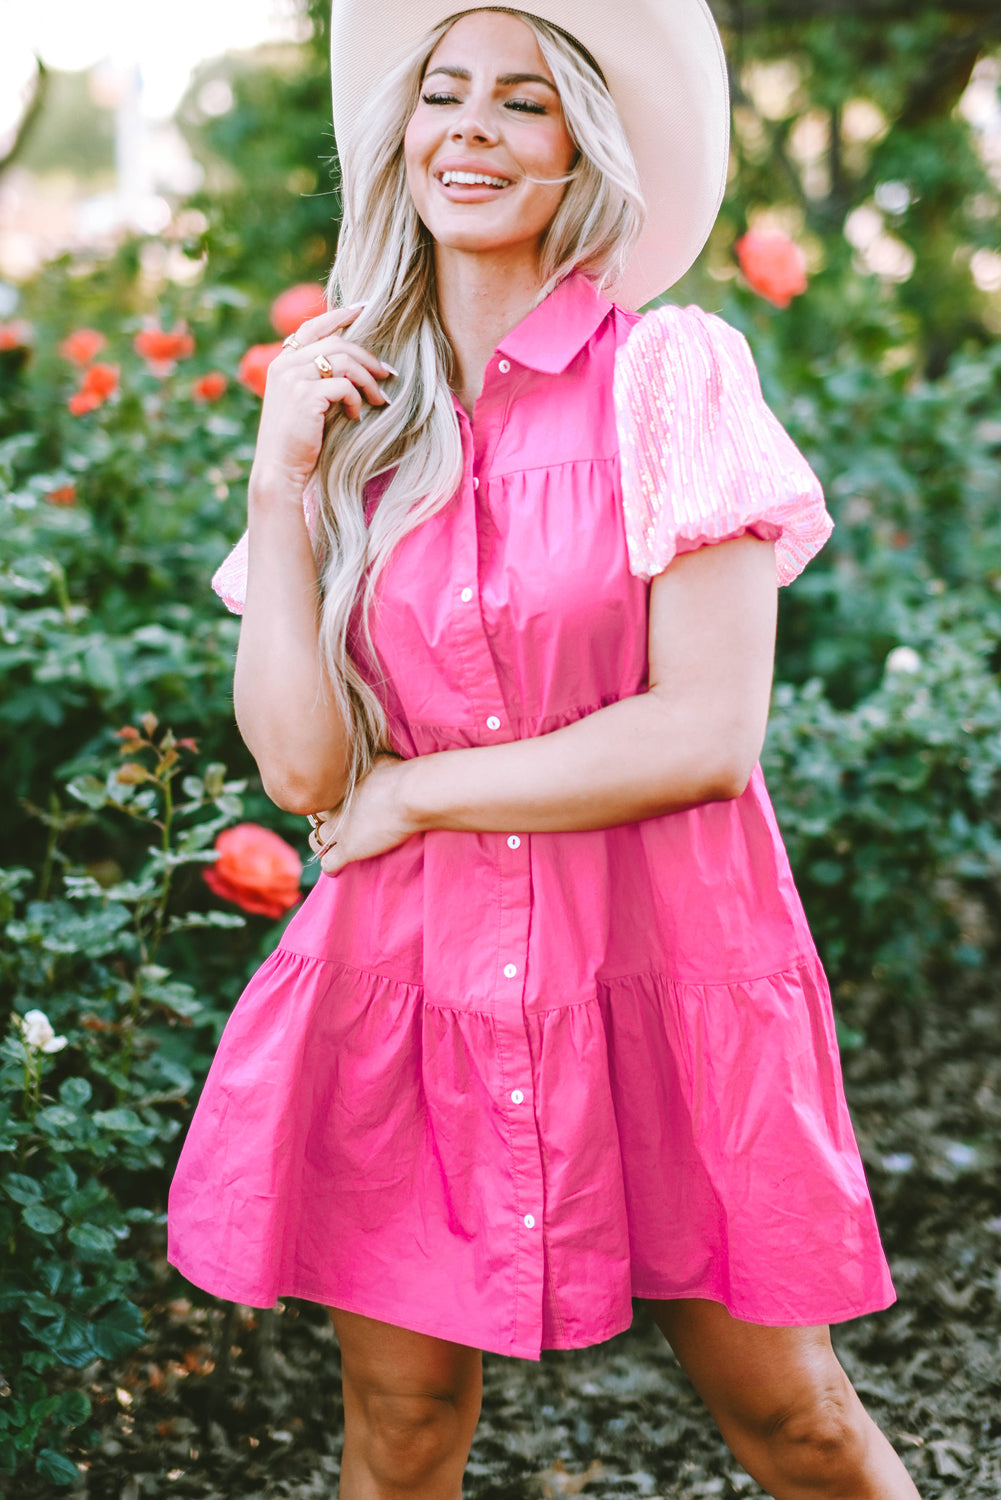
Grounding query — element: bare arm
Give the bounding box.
[399,532,777,830]
[313,534,778,868]
[233,478,346,813]
[230,304,395,813]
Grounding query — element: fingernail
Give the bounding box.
[382,362,400,377]
[348,301,368,311]
[381,395,394,408]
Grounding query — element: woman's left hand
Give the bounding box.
[306,753,418,875]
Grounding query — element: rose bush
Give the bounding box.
[735,229,809,309]
[270,281,328,336]
[237,340,283,397]
[133,321,196,377]
[66,361,119,415]
[0,721,257,1485]
[58,328,106,366]
[204,823,303,919]
[192,370,228,402]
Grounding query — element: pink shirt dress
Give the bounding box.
[167,273,894,1360]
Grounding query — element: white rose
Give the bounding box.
[21,1009,68,1054]
[885,645,922,675]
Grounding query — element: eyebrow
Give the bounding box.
[424,64,559,94]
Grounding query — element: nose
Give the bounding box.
[449,95,499,146]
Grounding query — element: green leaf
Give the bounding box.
[92,1107,144,1134]
[67,1222,118,1257]
[56,1388,91,1427]
[203,762,227,798]
[89,1300,145,1359]
[59,1077,92,1110]
[35,1106,80,1136]
[41,1312,94,1367]
[22,1203,63,1234]
[65,775,108,811]
[36,1448,81,1485]
[168,910,245,933]
[3,1172,43,1205]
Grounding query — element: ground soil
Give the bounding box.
[14,980,1001,1499]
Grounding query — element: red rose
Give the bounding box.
[59,327,106,364]
[0,320,33,352]
[45,484,77,506]
[134,322,196,375]
[237,342,284,398]
[68,362,120,415]
[192,371,228,402]
[735,230,809,309]
[203,823,303,920]
[270,283,328,337]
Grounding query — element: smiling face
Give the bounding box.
[403,10,577,271]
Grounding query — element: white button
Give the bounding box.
[523,1213,536,1229]
[503,963,517,978]
[498,359,511,374]
[473,476,480,490]
[460,587,473,602]
[486,715,501,730]
[507,835,521,850]
[510,1089,525,1104]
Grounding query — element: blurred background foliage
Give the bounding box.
[1,0,1000,1482]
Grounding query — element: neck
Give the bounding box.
[435,245,547,412]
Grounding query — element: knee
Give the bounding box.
[768,1388,869,1489]
[354,1386,466,1489]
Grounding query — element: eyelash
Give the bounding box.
[421,91,547,115]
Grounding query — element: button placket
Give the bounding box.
[453,383,543,1349]
[447,415,510,738]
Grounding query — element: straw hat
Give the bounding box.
[329,1,730,309]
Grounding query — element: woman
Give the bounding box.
[169,5,922,1497]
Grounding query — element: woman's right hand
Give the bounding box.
[249,303,397,501]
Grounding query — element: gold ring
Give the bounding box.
[283,334,301,350]
[307,814,321,831]
[314,354,335,377]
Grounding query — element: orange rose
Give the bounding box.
[270,283,328,337]
[192,371,228,402]
[134,322,196,375]
[59,327,106,364]
[45,484,77,506]
[0,319,33,352]
[203,824,303,920]
[67,362,120,415]
[237,342,284,399]
[735,230,809,309]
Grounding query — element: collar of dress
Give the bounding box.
[493,271,615,376]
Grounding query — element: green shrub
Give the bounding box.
[0,723,247,1484]
[764,595,1001,1014]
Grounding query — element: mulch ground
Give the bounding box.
[15,979,1001,1498]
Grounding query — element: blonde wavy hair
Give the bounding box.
[315,8,645,814]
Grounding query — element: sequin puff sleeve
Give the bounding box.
[613,303,833,586]
[210,477,321,614]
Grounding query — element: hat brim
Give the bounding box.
[330,1,730,309]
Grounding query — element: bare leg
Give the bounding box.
[647,1299,921,1499]
[329,1307,482,1500]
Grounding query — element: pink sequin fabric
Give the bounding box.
[615,303,833,585]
